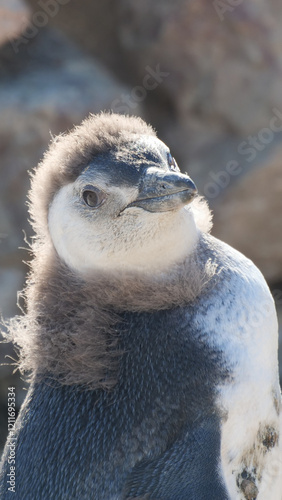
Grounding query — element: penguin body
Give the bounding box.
[0,113,281,499]
[0,304,226,499]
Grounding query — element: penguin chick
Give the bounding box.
[0,113,281,500]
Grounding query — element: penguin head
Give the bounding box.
[30,113,200,274]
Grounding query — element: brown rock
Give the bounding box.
[212,144,282,284]
[114,0,282,133]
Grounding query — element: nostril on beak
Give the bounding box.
[158,173,197,196]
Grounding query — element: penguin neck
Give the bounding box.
[14,233,217,389]
[34,223,204,315]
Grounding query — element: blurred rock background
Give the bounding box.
[0,0,282,450]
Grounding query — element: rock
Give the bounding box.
[0,0,31,48]
[24,0,124,74]
[212,144,282,284]
[114,0,282,133]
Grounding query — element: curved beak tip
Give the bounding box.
[188,180,198,196]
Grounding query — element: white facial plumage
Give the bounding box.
[48,136,199,275]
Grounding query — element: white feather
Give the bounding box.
[198,240,282,499]
[48,182,199,275]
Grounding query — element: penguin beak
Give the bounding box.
[127,171,198,213]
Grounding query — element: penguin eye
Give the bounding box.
[82,186,106,208]
[167,153,180,172]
